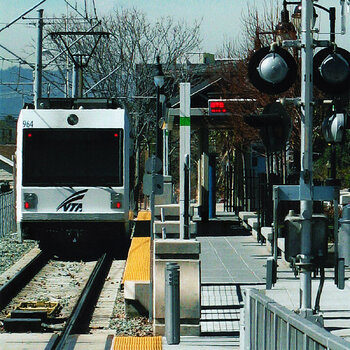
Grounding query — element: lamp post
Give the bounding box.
[148,56,164,322]
[292,2,335,42]
[275,1,298,42]
[154,56,165,166]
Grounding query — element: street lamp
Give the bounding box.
[292,2,336,42]
[153,55,165,167]
[275,1,297,41]
[291,3,318,34]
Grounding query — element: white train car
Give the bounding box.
[16,106,130,252]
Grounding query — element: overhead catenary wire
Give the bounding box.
[0,0,47,34]
[0,0,103,102]
[84,64,121,95]
[42,21,102,69]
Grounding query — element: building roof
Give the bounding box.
[0,154,13,167]
[0,145,15,167]
[170,77,223,109]
[0,145,15,160]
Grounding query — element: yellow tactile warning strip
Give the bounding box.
[136,210,151,221]
[112,336,162,350]
[122,237,150,283]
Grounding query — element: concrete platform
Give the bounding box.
[197,209,350,345]
[0,333,57,350]
[198,235,290,284]
[261,276,350,342]
[162,336,240,349]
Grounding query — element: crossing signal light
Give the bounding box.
[313,47,350,95]
[208,100,229,116]
[322,112,349,144]
[248,46,297,95]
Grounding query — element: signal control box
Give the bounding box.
[284,210,328,264]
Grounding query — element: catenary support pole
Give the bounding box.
[179,83,191,239]
[34,9,43,108]
[72,56,79,98]
[299,0,314,316]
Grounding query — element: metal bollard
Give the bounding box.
[165,262,180,344]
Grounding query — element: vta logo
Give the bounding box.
[56,190,88,212]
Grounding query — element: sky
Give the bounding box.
[1,0,350,69]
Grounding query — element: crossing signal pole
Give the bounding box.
[299,0,314,317]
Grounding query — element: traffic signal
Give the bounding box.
[313,47,350,95]
[248,46,297,95]
[244,102,292,152]
[208,100,229,116]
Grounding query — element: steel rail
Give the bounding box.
[52,252,113,350]
[0,251,49,310]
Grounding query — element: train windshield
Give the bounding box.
[22,128,123,187]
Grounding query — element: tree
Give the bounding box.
[209,2,282,209]
[42,7,202,210]
[0,115,16,144]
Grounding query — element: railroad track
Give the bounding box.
[52,253,113,350]
[0,250,117,349]
[0,250,49,310]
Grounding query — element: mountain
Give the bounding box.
[0,66,64,118]
[0,66,33,118]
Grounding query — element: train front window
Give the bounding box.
[22,129,123,186]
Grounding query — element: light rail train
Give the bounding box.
[16,99,130,252]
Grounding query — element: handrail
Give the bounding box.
[243,288,350,350]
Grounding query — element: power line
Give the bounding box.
[0,0,47,34]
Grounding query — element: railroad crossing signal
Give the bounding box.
[313,47,350,95]
[322,112,349,144]
[248,46,297,95]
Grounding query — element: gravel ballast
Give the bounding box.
[0,234,154,336]
[109,287,153,336]
[0,235,37,275]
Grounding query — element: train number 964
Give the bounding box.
[23,120,34,128]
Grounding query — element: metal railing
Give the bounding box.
[0,190,15,238]
[242,288,350,350]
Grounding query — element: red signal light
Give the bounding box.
[209,100,227,115]
[24,202,30,209]
[114,133,119,137]
[116,202,121,209]
[28,133,32,138]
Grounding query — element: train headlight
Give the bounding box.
[111,193,123,209]
[67,114,79,126]
[24,193,38,209]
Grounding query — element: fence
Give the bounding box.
[0,190,15,238]
[242,288,350,350]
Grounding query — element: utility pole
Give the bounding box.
[299,0,314,316]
